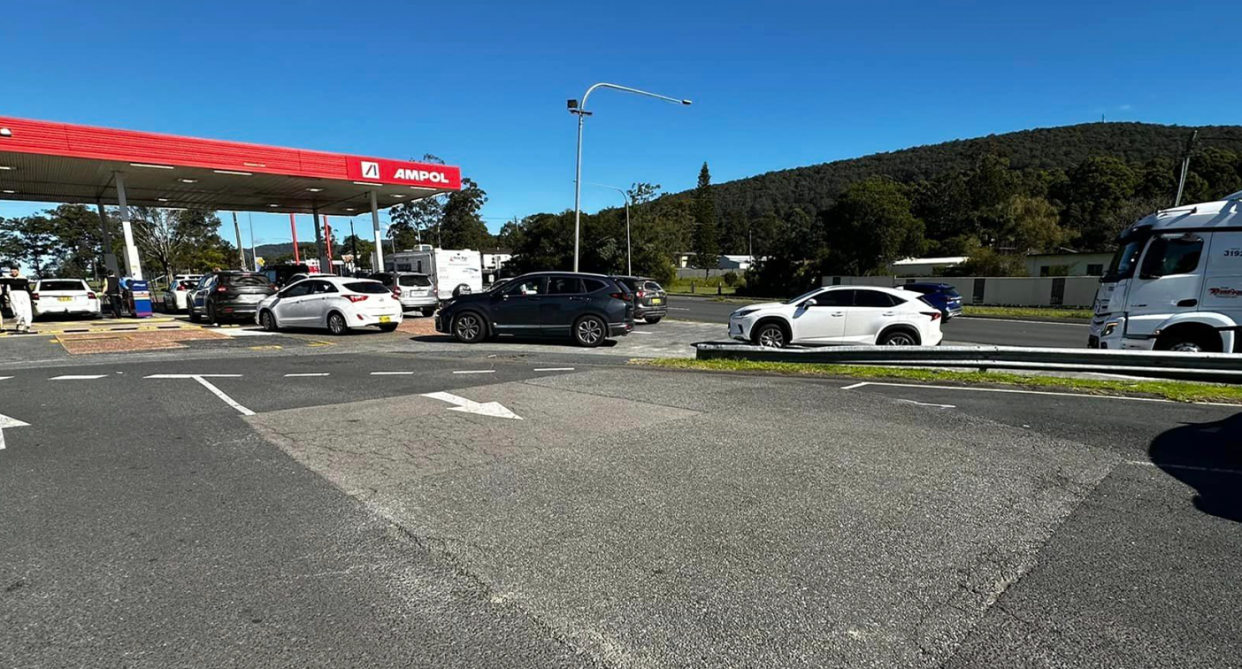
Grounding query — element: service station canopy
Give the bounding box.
[0,116,462,215]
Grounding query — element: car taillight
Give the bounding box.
[30,292,39,301]
[921,311,941,321]
[636,290,645,299]
[216,285,228,293]
[610,292,632,301]
[87,292,97,299]
[392,287,402,297]
[346,295,369,303]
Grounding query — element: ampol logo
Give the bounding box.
[360,161,380,179]
[394,168,448,183]
[1209,287,1241,298]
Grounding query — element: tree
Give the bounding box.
[998,195,1065,254]
[1057,156,1137,250]
[820,177,925,275]
[3,216,64,276]
[440,178,492,250]
[691,162,719,275]
[389,154,447,249]
[129,207,232,281]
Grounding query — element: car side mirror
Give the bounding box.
[803,298,817,307]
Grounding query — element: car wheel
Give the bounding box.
[574,315,607,347]
[379,323,399,333]
[188,304,200,323]
[207,304,220,325]
[879,330,918,346]
[453,312,485,344]
[753,323,786,348]
[327,312,349,336]
[421,307,436,317]
[259,310,279,332]
[644,316,663,325]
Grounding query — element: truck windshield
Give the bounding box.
[1103,238,1146,282]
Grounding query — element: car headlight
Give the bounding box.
[1102,321,1118,337]
[734,308,759,318]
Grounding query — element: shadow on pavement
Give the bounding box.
[1148,412,1242,522]
[409,334,618,349]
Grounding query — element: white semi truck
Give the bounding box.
[383,246,483,302]
[1089,190,1242,353]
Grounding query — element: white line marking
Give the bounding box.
[850,381,1177,403]
[0,376,12,381]
[284,373,329,377]
[667,307,691,311]
[421,391,522,420]
[371,371,414,376]
[894,398,956,409]
[958,316,1088,327]
[0,412,31,450]
[453,370,495,374]
[533,367,575,372]
[840,382,870,390]
[214,328,278,337]
[193,376,255,416]
[144,374,243,379]
[50,375,107,380]
[1125,460,1242,476]
[629,330,655,335]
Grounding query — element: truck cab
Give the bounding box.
[1090,191,1242,353]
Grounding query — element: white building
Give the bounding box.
[674,253,758,271]
[886,256,969,277]
[1024,252,1112,277]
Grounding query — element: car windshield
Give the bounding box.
[1104,236,1148,282]
[345,282,391,294]
[38,280,85,291]
[399,275,432,287]
[783,288,824,305]
[228,275,269,287]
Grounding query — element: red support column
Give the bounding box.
[323,215,334,275]
[290,214,300,264]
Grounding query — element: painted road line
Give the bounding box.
[840,382,870,390]
[145,374,243,379]
[215,329,278,337]
[0,376,12,381]
[193,376,255,416]
[533,367,575,372]
[894,398,956,409]
[371,371,414,376]
[1125,460,1242,476]
[50,374,108,380]
[284,373,329,377]
[843,380,1179,403]
[629,331,655,335]
[453,370,496,375]
[422,391,522,420]
[0,412,31,450]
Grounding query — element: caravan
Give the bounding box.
[1089,191,1242,353]
[383,246,483,302]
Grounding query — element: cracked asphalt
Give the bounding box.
[1,345,1239,668]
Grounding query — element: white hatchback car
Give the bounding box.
[31,278,101,319]
[729,286,943,347]
[255,277,404,335]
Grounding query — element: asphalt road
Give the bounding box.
[1,346,1239,667]
[667,296,1091,348]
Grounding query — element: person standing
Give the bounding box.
[102,270,123,319]
[5,269,33,333]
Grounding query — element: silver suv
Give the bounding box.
[370,272,437,316]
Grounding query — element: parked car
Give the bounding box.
[286,272,336,285]
[728,286,943,348]
[384,246,483,301]
[256,277,403,335]
[435,272,634,347]
[188,271,278,324]
[369,272,437,316]
[31,278,100,319]
[160,277,200,313]
[899,282,963,320]
[611,276,668,324]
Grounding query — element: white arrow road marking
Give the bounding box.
[50,375,107,380]
[145,374,254,416]
[421,392,523,420]
[0,412,31,450]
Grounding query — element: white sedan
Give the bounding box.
[729,286,943,347]
[161,277,199,312]
[255,277,404,335]
[31,278,101,319]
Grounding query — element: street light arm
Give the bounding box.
[585,181,630,204]
[579,82,692,111]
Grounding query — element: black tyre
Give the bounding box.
[188,304,200,323]
[644,316,663,325]
[379,323,399,333]
[453,312,486,344]
[878,329,919,346]
[259,310,278,332]
[421,307,436,317]
[1156,331,1218,353]
[207,303,220,326]
[327,312,349,336]
[753,322,786,348]
[573,315,607,347]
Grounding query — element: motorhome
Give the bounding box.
[383,246,483,302]
[1090,190,1242,353]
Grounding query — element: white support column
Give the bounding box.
[113,172,143,280]
[370,191,385,272]
[95,199,120,277]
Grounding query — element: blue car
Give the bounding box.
[899,283,963,319]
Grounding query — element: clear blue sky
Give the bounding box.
[2,0,1240,250]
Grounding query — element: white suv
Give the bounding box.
[729,286,944,348]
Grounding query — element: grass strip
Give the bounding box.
[962,305,1093,320]
[633,358,1242,404]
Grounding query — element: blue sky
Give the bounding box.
[2,0,1240,250]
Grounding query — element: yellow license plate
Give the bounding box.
[651,298,662,304]
[58,297,73,302]
[379,316,392,324]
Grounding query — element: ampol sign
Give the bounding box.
[347,158,462,190]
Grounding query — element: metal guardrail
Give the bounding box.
[693,343,1242,384]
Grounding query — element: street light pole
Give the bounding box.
[569,83,691,272]
[587,182,632,275]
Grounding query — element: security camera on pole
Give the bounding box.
[568,83,691,272]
